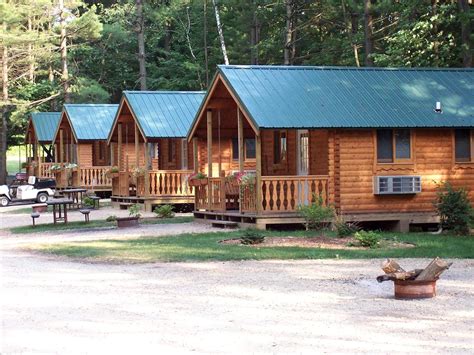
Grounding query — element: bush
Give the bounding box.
[333,215,360,237]
[434,182,472,235]
[354,231,380,248]
[106,215,117,222]
[298,195,334,230]
[240,228,265,245]
[128,204,142,218]
[154,205,175,218]
[82,196,95,208]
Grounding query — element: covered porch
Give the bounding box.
[188,76,330,228]
[107,94,195,211]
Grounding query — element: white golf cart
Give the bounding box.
[0,176,56,207]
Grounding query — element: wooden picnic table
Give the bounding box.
[46,199,74,224]
[62,188,87,209]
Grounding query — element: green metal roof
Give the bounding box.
[123,91,206,138]
[31,112,61,143]
[217,65,474,129]
[64,104,118,141]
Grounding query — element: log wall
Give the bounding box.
[330,129,474,214]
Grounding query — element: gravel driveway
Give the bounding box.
[1,246,473,354]
[1,204,473,353]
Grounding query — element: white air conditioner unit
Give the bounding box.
[374,176,421,195]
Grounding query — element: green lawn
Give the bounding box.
[28,230,474,263]
[10,216,194,234]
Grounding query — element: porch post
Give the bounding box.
[217,110,222,176]
[193,138,198,173]
[59,129,64,163]
[117,123,122,170]
[207,110,213,177]
[237,108,244,173]
[256,132,262,214]
[134,123,139,168]
[144,142,150,197]
[207,110,213,211]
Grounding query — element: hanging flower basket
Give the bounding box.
[188,172,208,186]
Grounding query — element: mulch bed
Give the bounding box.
[220,236,416,250]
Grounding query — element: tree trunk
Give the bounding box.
[28,16,34,82]
[136,0,147,90]
[203,0,209,86]
[284,0,293,65]
[1,22,8,184]
[458,0,472,67]
[363,0,374,67]
[432,0,439,67]
[250,0,260,65]
[58,0,70,103]
[212,0,229,65]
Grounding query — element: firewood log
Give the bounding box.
[381,259,405,274]
[415,257,452,281]
[376,269,423,283]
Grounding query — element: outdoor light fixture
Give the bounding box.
[434,101,442,113]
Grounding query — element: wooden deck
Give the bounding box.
[194,210,439,231]
[111,194,194,212]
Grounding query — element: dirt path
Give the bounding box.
[1,248,473,354]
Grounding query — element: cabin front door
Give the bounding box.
[297,130,310,205]
[297,130,309,176]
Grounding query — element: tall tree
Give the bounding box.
[136,0,147,90]
[458,0,472,67]
[212,0,229,65]
[363,0,374,66]
[1,20,8,184]
[59,0,70,102]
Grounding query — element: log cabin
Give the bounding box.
[52,104,118,191]
[188,65,474,231]
[107,91,205,211]
[25,112,61,178]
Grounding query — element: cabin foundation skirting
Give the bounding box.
[193,210,439,231]
[111,195,194,212]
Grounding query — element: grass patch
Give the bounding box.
[10,216,194,234]
[4,206,54,214]
[29,230,474,263]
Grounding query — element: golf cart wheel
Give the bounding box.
[37,193,48,203]
[0,196,9,207]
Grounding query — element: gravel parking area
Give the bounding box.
[1,248,473,354]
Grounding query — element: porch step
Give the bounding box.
[211,220,238,229]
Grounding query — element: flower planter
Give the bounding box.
[116,216,140,228]
[394,279,438,299]
[109,172,119,178]
[189,179,208,187]
[32,204,48,213]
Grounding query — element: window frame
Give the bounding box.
[376,129,413,164]
[273,130,288,165]
[168,139,176,163]
[231,137,256,161]
[454,129,474,164]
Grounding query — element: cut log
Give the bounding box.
[381,259,405,274]
[415,257,452,281]
[376,269,423,283]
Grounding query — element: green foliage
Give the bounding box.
[333,215,360,237]
[128,204,142,218]
[240,228,265,245]
[154,205,175,219]
[82,196,95,208]
[435,182,472,235]
[354,231,381,249]
[70,77,110,103]
[298,196,334,231]
[105,215,117,222]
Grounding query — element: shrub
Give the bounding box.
[240,228,265,245]
[434,182,472,235]
[354,230,380,248]
[106,215,117,222]
[128,204,142,218]
[333,215,360,237]
[82,196,95,208]
[298,195,334,231]
[154,204,175,218]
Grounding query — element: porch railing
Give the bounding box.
[259,175,329,213]
[76,166,112,189]
[134,170,195,197]
[38,163,54,178]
